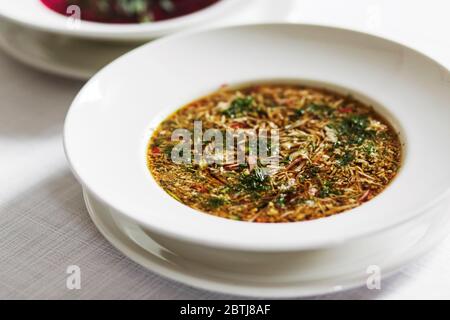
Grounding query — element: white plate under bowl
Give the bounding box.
[0,19,138,80]
[83,189,450,298]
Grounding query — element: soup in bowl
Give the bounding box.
[148,84,402,223]
[41,0,221,24]
[0,0,241,41]
[64,24,450,273]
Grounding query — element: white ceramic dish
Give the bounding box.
[83,188,450,297]
[0,0,242,41]
[64,24,450,270]
[0,19,137,80]
[0,0,295,79]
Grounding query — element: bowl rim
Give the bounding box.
[0,0,242,41]
[64,23,450,252]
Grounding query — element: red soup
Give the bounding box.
[40,0,221,24]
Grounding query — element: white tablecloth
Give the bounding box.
[1,0,450,299]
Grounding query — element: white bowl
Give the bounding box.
[0,0,292,79]
[64,24,450,270]
[0,0,242,41]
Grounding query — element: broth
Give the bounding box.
[148,84,402,223]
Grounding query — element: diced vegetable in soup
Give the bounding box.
[147,84,402,223]
[41,0,220,23]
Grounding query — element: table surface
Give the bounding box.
[1,0,450,299]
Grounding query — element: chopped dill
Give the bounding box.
[222,96,254,118]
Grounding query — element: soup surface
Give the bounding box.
[148,84,402,223]
[41,0,220,23]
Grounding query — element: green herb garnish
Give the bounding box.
[275,194,287,207]
[237,168,271,192]
[222,96,254,118]
[206,196,226,209]
[338,151,354,166]
[306,103,335,118]
[336,114,374,145]
[318,181,341,198]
